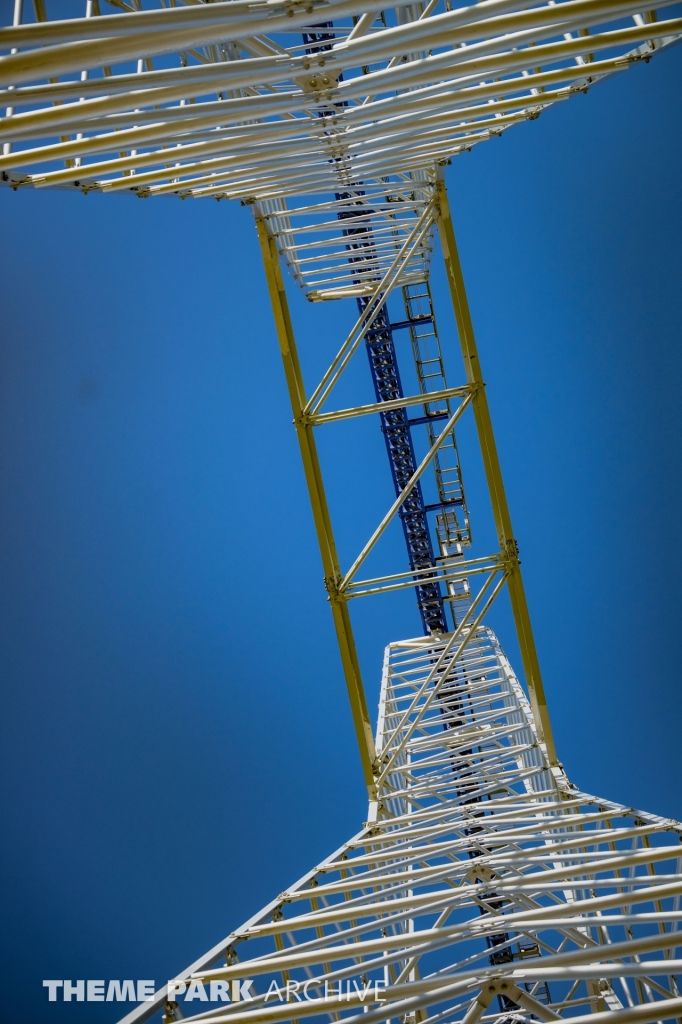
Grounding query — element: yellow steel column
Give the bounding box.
[255,214,378,795]
[434,176,558,765]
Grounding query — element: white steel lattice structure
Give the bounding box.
[116,627,682,1024]
[1,2,681,297]
[2,3,680,1024]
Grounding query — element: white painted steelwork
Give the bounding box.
[3,9,679,1024]
[1,1,680,297]
[116,627,682,1024]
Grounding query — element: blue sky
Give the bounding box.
[0,39,681,1024]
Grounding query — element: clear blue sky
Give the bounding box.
[0,39,680,1024]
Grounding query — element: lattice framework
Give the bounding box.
[2,5,679,1024]
[117,628,682,1024]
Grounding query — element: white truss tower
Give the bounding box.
[2,5,680,1024]
[115,627,682,1024]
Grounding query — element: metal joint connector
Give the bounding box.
[163,1001,180,1024]
[505,538,521,566]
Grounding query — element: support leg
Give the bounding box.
[255,214,378,795]
[434,176,557,765]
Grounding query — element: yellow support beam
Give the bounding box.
[434,175,558,766]
[255,214,378,796]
